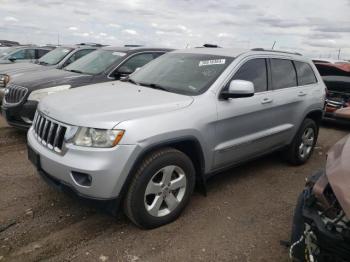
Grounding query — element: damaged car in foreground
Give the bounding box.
[290,135,350,262]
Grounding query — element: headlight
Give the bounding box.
[73,127,125,148]
[0,74,10,88]
[28,85,71,102]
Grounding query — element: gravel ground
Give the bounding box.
[0,116,349,262]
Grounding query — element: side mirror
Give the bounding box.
[221,80,255,99]
[114,66,133,79]
[8,57,16,62]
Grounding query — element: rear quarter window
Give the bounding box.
[294,61,317,86]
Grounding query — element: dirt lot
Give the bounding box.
[0,117,349,262]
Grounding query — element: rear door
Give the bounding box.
[267,58,306,145]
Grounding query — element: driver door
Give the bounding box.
[214,58,278,169]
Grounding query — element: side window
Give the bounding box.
[118,53,154,74]
[294,61,317,86]
[24,49,35,59]
[153,52,165,59]
[37,49,50,58]
[65,49,94,66]
[270,59,297,90]
[232,58,268,93]
[10,49,26,60]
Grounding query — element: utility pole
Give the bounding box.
[338,48,341,60]
[57,33,60,46]
[272,41,276,50]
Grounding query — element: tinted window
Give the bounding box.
[65,49,126,75]
[270,59,297,90]
[37,49,50,58]
[64,49,94,66]
[294,61,317,85]
[119,53,154,73]
[232,58,267,93]
[39,47,73,65]
[10,49,35,60]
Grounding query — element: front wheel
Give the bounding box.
[285,118,318,165]
[124,148,195,229]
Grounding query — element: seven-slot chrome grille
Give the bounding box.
[32,112,67,153]
[4,84,28,104]
[0,74,6,88]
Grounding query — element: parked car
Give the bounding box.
[290,135,350,262]
[0,44,100,92]
[0,40,20,47]
[27,48,326,229]
[0,46,54,64]
[313,60,350,124]
[1,46,171,129]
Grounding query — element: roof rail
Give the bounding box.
[124,44,143,47]
[251,48,302,56]
[78,42,105,47]
[203,44,220,48]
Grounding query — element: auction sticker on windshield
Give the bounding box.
[199,59,226,67]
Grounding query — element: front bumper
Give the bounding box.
[2,100,38,129]
[27,127,139,200]
[323,111,350,124]
[301,171,350,261]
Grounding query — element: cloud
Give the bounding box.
[217,33,235,38]
[108,23,121,28]
[122,29,138,35]
[257,17,305,28]
[0,0,349,58]
[68,26,78,31]
[4,16,18,22]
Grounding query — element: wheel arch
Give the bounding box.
[118,136,207,202]
[304,109,323,127]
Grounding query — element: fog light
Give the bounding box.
[71,171,92,187]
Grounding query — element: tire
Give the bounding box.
[286,118,318,165]
[124,148,195,229]
[290,192,307,262]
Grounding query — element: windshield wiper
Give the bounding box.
[138,82,170,92]
[67,69,83,74]
[38,61,49,65]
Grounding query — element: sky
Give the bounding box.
[0,0,350,59]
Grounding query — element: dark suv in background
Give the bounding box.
[0,43,101,78]
[1,46,172,129]
[0,46,54,64]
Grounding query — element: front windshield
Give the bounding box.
[129,53,234,95]
[38,47,73,65]
[64,49,126,75]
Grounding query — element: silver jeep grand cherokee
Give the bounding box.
[27,48,326,228]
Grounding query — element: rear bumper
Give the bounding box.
[1,100,37,129]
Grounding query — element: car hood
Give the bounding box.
[38,81,194,129]
[0,62,49,75]
[326,135,350,218]
[9,68,91,91]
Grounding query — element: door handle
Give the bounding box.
[298,91,307,97]
[261,97,273,104]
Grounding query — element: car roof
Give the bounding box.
[101,46,173,53]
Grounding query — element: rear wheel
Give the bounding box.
[124,148,195,229]
[286,118,318,165]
